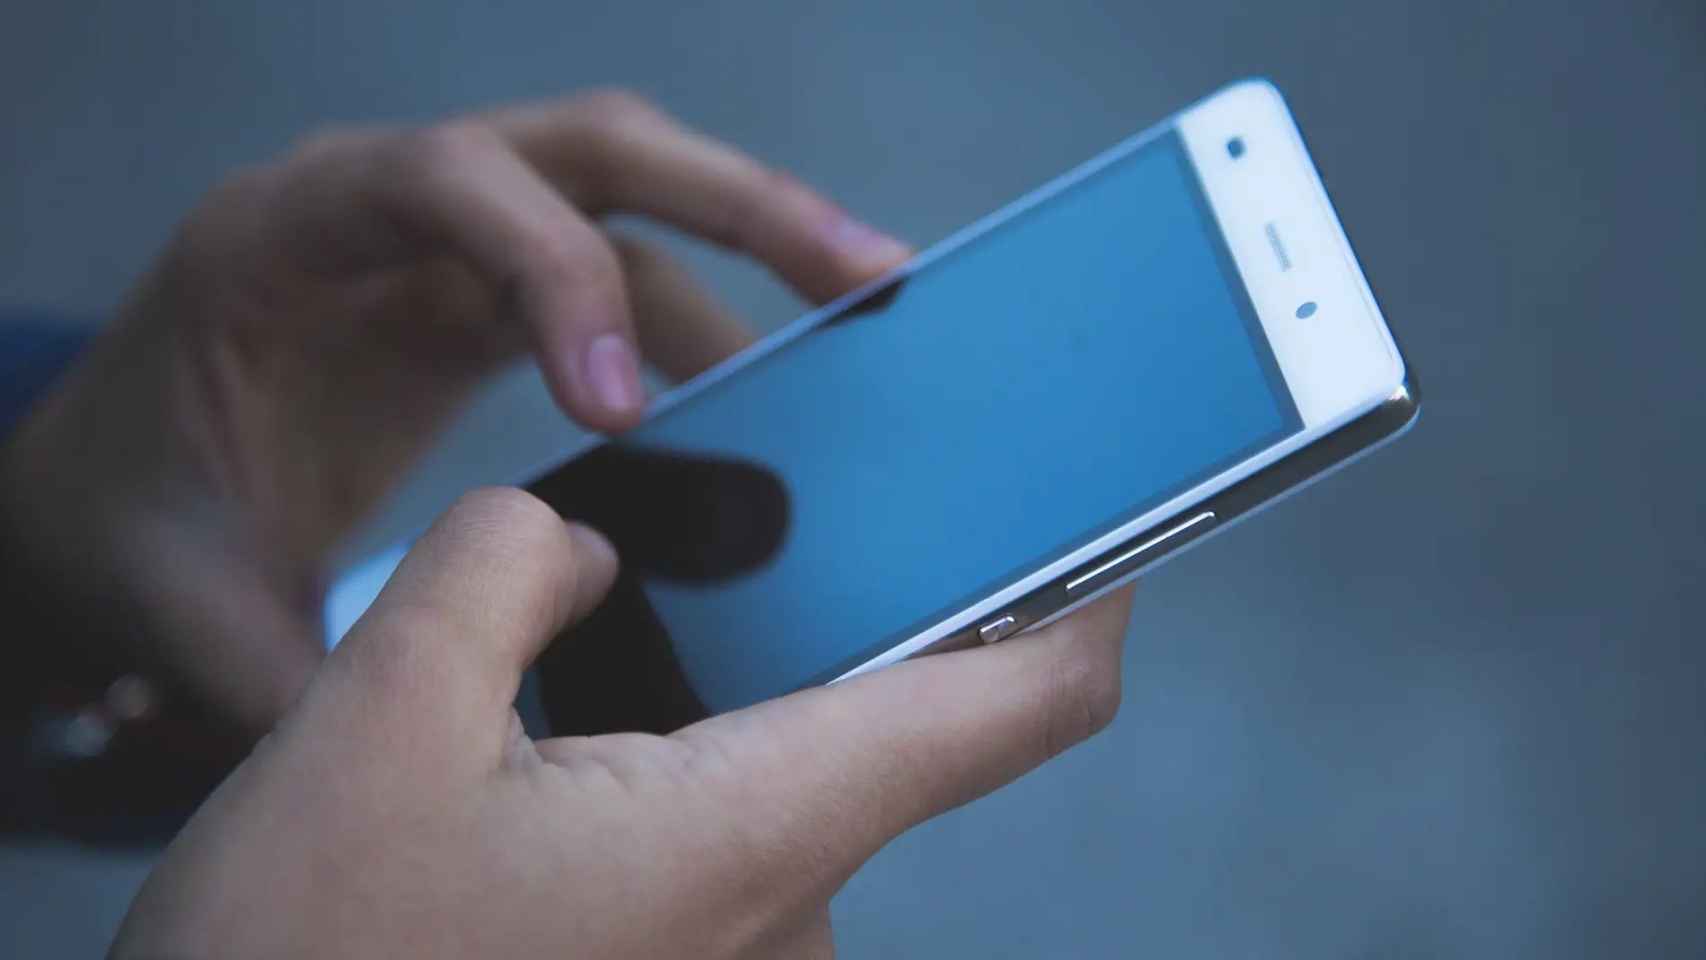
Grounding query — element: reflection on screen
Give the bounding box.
[534,129,1300,721]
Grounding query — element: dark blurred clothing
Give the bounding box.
[2,313,89,436]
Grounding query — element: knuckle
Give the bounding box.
[389,121,503,180]
[432,488,581,633]
[546,227,624,282]
[291,123,380,160]
[338,604,455,701]
[169,164,278,269]
[216,162,280,198]
[673,730,846,902]
[568,89,671,209]
[1040,641,1123,758]
[513,231,626,314]
[704,162,788,252]
[442,486,566,551]
[575,87,667,132]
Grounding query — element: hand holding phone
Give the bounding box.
[0,88,912,743]
[510,79,1417,734]
[114,489,1134,958]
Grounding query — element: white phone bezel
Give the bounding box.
[834,79,1406,681]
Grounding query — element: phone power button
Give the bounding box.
[978,615,1019,645]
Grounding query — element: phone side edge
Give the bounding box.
[834,377,1421,671]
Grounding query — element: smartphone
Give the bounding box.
[326,79,1417,736]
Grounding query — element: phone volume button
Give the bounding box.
[1064,511,1218,598]
[978,615,1019,645]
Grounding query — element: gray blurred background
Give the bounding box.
[3,0,1704,955]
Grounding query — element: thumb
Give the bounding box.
[311,487,617,761]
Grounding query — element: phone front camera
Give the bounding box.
[1226,136,1246,159]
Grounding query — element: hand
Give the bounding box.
[0,90,910,739]
[111,488,1134,958]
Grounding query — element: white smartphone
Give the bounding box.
[327,79,1417,735]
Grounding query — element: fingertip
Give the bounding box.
[821,213,912,287]
[559,521,620,632]
[584,333,645,408]
[541,335,649,433]
[565,521,619,604]
[580,332,648,424]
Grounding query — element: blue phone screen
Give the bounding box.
[534,128,1300,717]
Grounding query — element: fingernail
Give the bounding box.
[826,213,910,266]
[566,522,617,569]
[565,522,620,602]
[582,334,644,415]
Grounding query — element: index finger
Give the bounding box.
[673,585,1135,884]
[271,123,648,431]
[487,91,912,304]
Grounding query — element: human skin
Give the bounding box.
[0,89,914,737]
[0,89,1134,956]
[109,488,1132,957]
